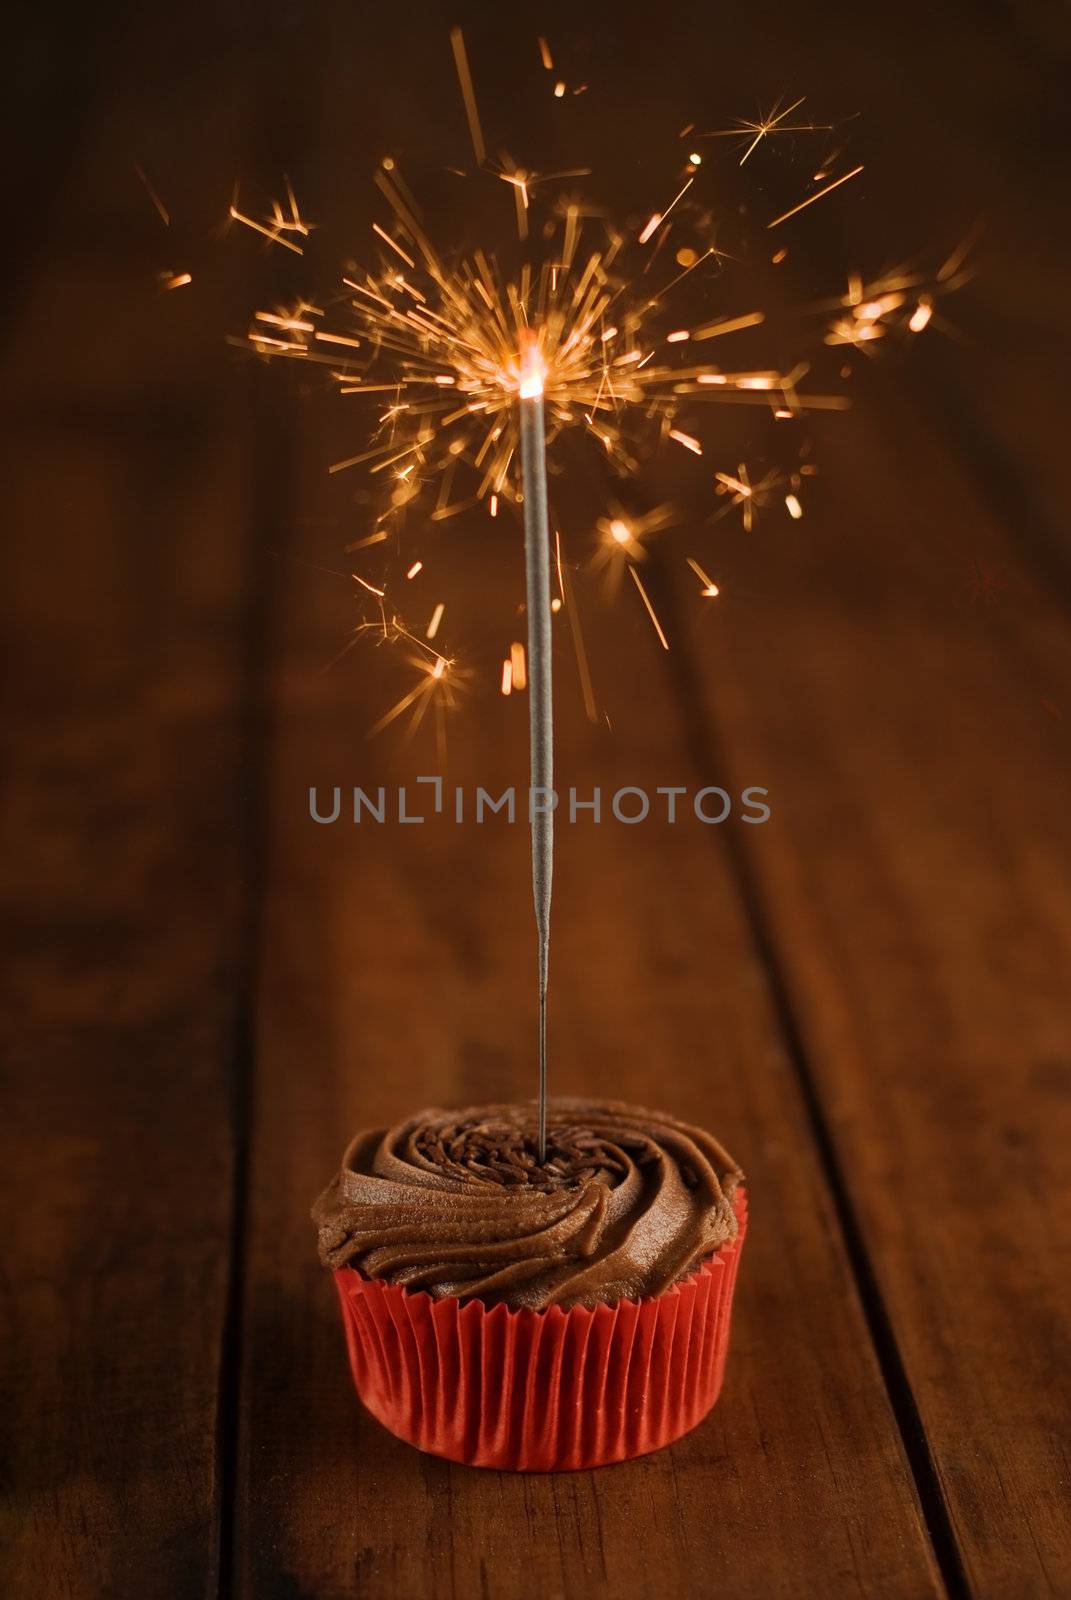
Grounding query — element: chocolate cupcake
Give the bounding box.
[314,1098,746,1471]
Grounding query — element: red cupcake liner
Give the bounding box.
[332,1189,747,1471]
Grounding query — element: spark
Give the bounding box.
[491,154,593,239]
[824,267,957,349]
[693,310,765,341]
[315,331,362,350]
[450,26,486,165]
[628,565,669,649]
[352,610,465,740]
[785,493,803,518]
[510,641,527,689]
[135,165,170,226]
[592,504,676,586]
[373,223,416,267]
[696,97,831,164]
[938,226,981,285]
[406,561,423,578]
[638,176,693,244]
[159,271,192,290]
[229,193,306,255]
[767,165,864,229]
[556,553,596,722]
[714,462,784,531]
[255,309,317,332]
[687,556,721,597]
[353,572,386,598]
[426,602,445,638]
[368,648,461,738]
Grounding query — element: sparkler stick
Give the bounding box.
[518,342,552,1163]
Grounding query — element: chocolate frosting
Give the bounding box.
[312,1098,743,1310]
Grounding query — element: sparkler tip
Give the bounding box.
[518,338,546,399]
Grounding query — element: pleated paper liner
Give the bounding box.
[333,1188,747,1472]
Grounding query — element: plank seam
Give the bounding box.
[648,550,972,1600]
[213,370,288,1600]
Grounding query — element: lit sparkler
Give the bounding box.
[518,338,552,1158]
[234,139,838,1160]
[229,26,966,1158]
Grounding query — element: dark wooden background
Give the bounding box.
[3,1,1070,1595]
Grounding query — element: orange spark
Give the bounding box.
[450,27,486,165]
[767,165,864,229]
[686,557,720,596]
[135,164,170,226]
[628,566,669,649]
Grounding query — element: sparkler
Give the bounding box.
[229,27,966,1158]
[236,160,836,1158]
[518,340,553,1160]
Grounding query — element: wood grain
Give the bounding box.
[673,388,1071,1596]
[0,13,261,1595]
[0,429,247,1600]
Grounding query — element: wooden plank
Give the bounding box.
[229,426,946,1595]
[640,8,1071,1587]
[0,16,263,1595]
[1,3,120,337]
[0,427,248,1600]
[672,384,1071,1596]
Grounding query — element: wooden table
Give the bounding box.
[3,4,1070,1595]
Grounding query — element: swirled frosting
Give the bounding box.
[312,1098,743,1310]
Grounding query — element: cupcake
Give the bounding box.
[313,1098,746,1471]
